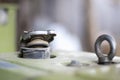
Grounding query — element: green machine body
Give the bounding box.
[0,4,17,52]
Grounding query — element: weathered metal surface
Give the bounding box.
[0,51,120,80]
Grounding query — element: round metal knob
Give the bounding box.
[95,34,116,64]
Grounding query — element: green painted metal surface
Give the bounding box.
[0,51,120,80]
[0,4,17,52]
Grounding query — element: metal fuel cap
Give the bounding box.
[19,30,56,59]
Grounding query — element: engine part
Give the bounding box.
[19,30,56,59]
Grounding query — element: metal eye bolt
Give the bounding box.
[95,34,116,64]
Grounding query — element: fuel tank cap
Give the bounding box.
[19,30,56,59]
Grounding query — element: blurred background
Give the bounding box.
[0,0,120,55]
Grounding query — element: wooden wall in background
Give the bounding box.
[10,0,120,55]
[0,0,18,3]
[18,0,88,51]
[88,0,120,56]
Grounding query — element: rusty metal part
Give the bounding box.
[27,39,49,48]
[95,34,116,64]
[19,30,56,59]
